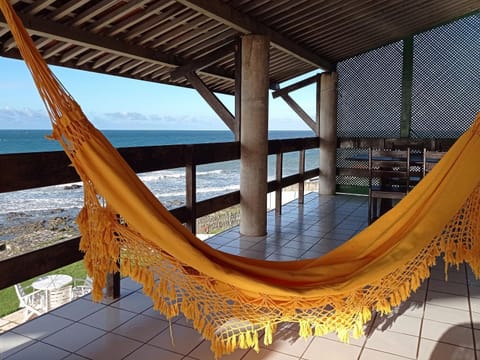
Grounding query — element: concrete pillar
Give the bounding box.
[239,35,269,236]
[318,72,338,195]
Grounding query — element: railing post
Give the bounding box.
[275,152,283,215]
[186,145,197,234]
[106,269,120,299]
[298,150,305,204]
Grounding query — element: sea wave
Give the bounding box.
[154,184,239,199]
[197,169,224,176]
[197,185,239,194]
[0,201,82,214]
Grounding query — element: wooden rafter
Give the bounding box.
[86,0,151,33]
[122,4,189,41]
[106,1,177,37]
[25,0,56,15]
[48,0,90,21]
[0,10,235,82]
[271,73,319,99]
[185,72,236,135]
[170,41,236,80]
[175,0,333,70]
[272,73,321,134]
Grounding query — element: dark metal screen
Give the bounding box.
[411,14,480,138]
[336,41,404,138]
[336,14,479,192]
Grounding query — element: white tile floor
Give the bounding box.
[1,193,480,359]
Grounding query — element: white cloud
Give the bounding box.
[0,107,310,131]
[0,107,50,129]
[90,111,229,130]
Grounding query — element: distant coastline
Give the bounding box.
[0,129,316,154]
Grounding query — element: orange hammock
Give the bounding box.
[2,1,480,357]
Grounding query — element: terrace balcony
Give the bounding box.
[2,192,479,360]
[0,3,478,358]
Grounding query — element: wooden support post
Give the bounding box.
[234,39,242,141]
[298,150,305,204]
[319,72,338,195]
[239,34,269,236]
[275,153,283,215]
[186,145,197,234]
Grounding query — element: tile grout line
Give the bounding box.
[414,275,430,359]
[356,311,378,360]
[466,266,478,360]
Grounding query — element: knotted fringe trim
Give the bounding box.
[75,183,480,358]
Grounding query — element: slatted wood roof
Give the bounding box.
[0,0,478,94]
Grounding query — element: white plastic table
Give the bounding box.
[32,274,73,291]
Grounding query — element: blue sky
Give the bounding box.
[0,56,317,131]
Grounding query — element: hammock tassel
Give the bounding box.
[263,322,274,345]
[299,320,313,338]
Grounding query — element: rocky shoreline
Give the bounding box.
[0,209,80,260]
[0,183,316,260]
[0,206,241,261]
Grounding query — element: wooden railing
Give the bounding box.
[0,137,319,290]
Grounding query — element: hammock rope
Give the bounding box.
[2,1,480,357]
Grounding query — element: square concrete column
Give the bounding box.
[319,72,338,195]
[240,35,269,236]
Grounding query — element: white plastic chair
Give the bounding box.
[47,285,73,310]
[72,276,93,299]
[14,284,47,321]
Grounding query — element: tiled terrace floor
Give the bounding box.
[1,193,480,359]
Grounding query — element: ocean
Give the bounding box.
[0,129,319,215]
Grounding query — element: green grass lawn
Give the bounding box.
[0,261,88,317]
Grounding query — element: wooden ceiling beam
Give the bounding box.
[43,42,71,59]
[60,46,88,63]
[71,0,115,27]
[86,0,151,33]
[48,0,90,21]
[271,73,320,98]
[107,1,177,37]
[0,10,234,82]
[185,72,236,134]
[25,0,56,15]
[176,0,334,71]
[170,40,236,80]
[272,73,322,134]
[123,4,188,41]
[0,11,179,65]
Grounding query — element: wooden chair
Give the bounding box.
[368,148,411,224]
[14,283,47,321]
[423,148,446,177]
